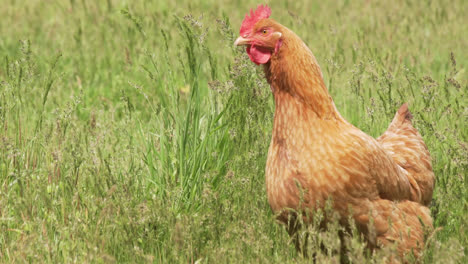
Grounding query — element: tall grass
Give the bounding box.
[0,0,466,262]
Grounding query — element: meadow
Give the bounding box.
[0,0,466,262]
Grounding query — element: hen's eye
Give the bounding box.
[262,29,267,34]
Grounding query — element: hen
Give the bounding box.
[235,5,435,259]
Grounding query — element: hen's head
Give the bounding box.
[235,5,284,65]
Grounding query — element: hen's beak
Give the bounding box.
[234,36,251,46]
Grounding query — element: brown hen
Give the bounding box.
[234,5,435,260]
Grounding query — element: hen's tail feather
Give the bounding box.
[377,103,435,206]
[396,103,413,123]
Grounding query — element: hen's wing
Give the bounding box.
[377,103,435,205]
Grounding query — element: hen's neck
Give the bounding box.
[264,31,340,120]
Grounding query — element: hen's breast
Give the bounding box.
[265,91,381,215]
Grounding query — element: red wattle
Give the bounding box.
[246,45,271,65]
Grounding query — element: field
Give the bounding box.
[0,0,466,262]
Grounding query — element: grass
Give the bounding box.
[0,0,466,262]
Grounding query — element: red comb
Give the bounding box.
[240,5,272,36]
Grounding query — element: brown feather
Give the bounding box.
[245,18,435,260]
